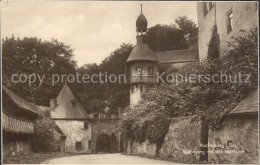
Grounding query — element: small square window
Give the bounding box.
[75,142,82,151]
[84,122,88,129]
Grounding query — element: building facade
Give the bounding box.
[2,86,43,155]
[197,2,258,59]
[50,84,120,153]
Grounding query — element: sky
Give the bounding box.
[1,0,197,67]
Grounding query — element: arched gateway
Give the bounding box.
[96,134,111,152]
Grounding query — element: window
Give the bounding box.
[140,86,143,93]
[136,67,142,76]
[94,113,99,118]
[88,140,91,149]
[148,67,153,75]
[75,142,82,151]
[71,100,77,107]
[84,122,88,129]
[131,86,134,93]
[227,10,233,33]
[208,2,213,10]
[203,2,214,16]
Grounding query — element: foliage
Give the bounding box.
[33,117,56,152]
[208,25,220,60]
[72,43,133,114]
[148,24,188,51]
[148,16,197,52]
[2,36,76,106]
[2,16,197,115]
[175,16,198,40]
[119,27,258,146]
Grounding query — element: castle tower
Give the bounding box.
[126,5,158,107]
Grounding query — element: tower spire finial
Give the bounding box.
[141,4,143,14]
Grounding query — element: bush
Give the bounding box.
[33,117,56,152]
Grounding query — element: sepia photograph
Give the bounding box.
[0,0,259,164]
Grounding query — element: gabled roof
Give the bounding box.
[2,86,43,115]
[51,84,89,119]
[229,89,258,115]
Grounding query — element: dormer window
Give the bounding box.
[71,100,77,107]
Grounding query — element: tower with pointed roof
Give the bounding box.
[126,5,158,106]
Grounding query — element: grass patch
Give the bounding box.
[3,152,85,164]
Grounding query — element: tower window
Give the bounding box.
[148,67,153,75]
[136,67,142,76]
[84,122,88,129]
[227,10,233,33]
[94,113,99,118]
[75,142,82,151]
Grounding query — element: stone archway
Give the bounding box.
[96,133,111,152]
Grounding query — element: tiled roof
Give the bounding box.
[126,42,158,62]
[155,48,199,63]
[229,89,258,114]
[155,36,199,63]
[2,86,43,115]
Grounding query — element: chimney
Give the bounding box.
[50,99,57,110]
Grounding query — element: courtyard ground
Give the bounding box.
[3,152,84,164]
[45,153,174,164]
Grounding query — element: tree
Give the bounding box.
[147,24,188,52]
[2,36,77,106]
[175,16,198,40]
[71,43,133,114]
[207,25,220,60]
[33,117,56,152]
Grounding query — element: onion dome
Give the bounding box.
[136,13,148,32]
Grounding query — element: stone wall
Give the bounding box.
[54,120,92,153]
[3,132,32,155]
[208,115,258,164]
[126,116,201,163]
